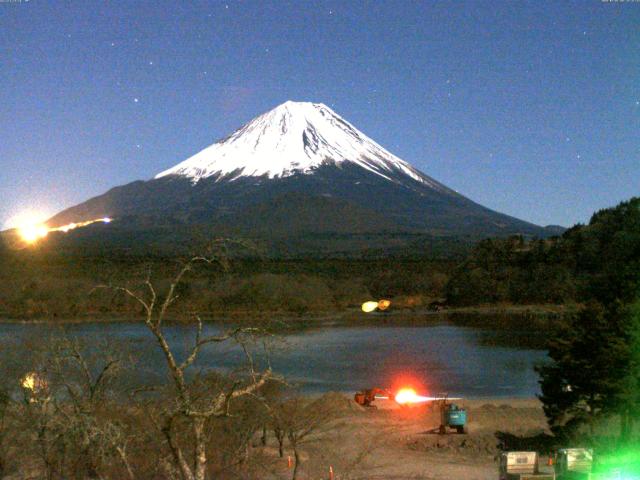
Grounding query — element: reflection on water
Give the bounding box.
[0,322,548,397]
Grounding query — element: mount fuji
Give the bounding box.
[46,101,554,253]
[155,100,443,190]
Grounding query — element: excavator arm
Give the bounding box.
[354,388,392,406]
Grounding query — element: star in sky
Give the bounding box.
[2,1,638,230]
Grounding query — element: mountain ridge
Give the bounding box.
[44,101,557,253]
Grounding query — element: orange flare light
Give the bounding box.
[378,299,391,311]
[19,223,49,243]
[394,388,432,405]
[17,217,112,244]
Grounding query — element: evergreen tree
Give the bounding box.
[617,299,640,441]
[536,301,630,440]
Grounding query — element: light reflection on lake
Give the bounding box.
[0,322,547,397]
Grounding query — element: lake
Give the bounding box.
[0,321,548,398]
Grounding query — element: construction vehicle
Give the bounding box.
[353,388,391,407]
[555,448,592,479]
[435,395,467,434]
[499,451,556,479]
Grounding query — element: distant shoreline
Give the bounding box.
[0,303,573,325]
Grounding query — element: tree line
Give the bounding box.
[446,197,640,307]
[531,198,640,452]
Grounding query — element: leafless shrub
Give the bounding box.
[9,334,135,480]
[267,395,335,480]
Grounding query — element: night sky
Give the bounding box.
[1,0,638,229]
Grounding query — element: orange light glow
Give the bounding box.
[21,372,47,392]
[16,217,112,244]
[395,388,418,404]
[19,223,49,243]
[394,388,432,405]
[378,299,391,311]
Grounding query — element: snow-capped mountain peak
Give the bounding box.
[47,100,548,242]
[155,101,441,189]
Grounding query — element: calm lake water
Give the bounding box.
[0,321,548,397]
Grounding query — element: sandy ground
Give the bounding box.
[1,394,555,479]
[258,395,555,480]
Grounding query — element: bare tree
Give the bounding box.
[0,388,10,477]
[322,435,387,480]
[15,334,135,480]
[21,385,59,480]
[271,415,286,459]
[272,396,334,480]
[48,335,135,480]
[99,248,277,480]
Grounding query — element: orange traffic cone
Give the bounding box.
[287,455,292,468]
[329,465,334,480]
[547,455,554,466]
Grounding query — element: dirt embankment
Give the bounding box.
[258,395,553,480]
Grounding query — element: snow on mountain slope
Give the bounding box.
[155,101,445,191]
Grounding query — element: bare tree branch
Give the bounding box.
[93,244,277,480]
